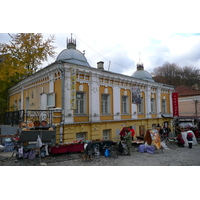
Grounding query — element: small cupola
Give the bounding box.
[137,62,144,70]
[67,34,76,49]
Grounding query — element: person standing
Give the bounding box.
[124,130,132,156]
[129,126,135,141]
[119,127,127,141]
[165,127,171,138]
[176,133,185,147]
[187,130,193,149]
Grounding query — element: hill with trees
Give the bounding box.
[152,62,200,88]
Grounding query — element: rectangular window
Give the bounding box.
[139,125,145,136]
[101,94,110,114]
[26,97,29,110]
[76,132,86,140]
[152,124,156,129]
[14,100,17,111]
[162,99,166,113]
[75,92,85,114]
[47,92,55,107]
[122,95,128,113]
[18,99,21,110]
[151,98,156,113]
[103,129,110,140]
[138,97,144,113]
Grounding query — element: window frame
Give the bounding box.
[75,92,85,114]
[47,92,55,108]
[161,99,166,113]
[101,94,110,114]
[76,132,86,140]
[103,129,110,140]
[138,97,144,113]
[151,98,156,113]
[121,95,128,114]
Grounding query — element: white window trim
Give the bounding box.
[101,94,110,114]
[75,92,85,114]
[103,129,110,140]
[151,98,156,113]
[122,95,129,114]
[138,97,144,113]
[161,99,166,113]
[47,92,55,108]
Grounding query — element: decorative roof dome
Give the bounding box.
[56,35,91,68]
[132,62,154,82]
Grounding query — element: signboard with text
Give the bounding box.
[172,92,179,117]
[70,66,76,110]
[132,86,141,104]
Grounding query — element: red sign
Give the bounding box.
[172,92,179,117]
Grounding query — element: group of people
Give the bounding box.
[159,126,171,139]
[119,126,135,156]
[175,125,199,149]
[119,124,199,154]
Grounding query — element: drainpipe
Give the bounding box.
[59,61,65,143]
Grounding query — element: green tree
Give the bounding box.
[0,33,56,124]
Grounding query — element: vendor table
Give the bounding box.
[49,143,84,154]
[132,140,144,146]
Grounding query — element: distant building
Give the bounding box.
[6,36,174,143]
[175,85,200,128]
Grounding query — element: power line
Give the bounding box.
[72,33,131,69]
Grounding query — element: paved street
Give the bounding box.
[1,141,200,166]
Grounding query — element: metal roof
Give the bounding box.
[132,70,155,82]
[56,48,91,68]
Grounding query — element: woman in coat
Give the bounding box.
[176,133,185,147]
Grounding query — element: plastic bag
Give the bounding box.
[138,144,146,153]
[104,148,110,157]
[28,149,36,160]
[36,135,42,148]
[146,146,155,154]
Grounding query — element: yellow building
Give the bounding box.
[7,36,174,143]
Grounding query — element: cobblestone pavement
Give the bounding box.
[1,141,200,166]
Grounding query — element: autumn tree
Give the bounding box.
[0,33,56,123]
[0,33,56,81]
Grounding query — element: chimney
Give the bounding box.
[97,61,104,70]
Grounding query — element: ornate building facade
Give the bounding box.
[7,36,174,143]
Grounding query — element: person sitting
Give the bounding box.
[176,133,185,147]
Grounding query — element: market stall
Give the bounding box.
[49,140,114,155]
[49,143,84,154]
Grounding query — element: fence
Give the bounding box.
[4,110,53,126]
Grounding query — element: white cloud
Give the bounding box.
[1,32,200,76]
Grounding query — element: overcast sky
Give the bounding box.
[1,32,200,76]
[1,1,200,77]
